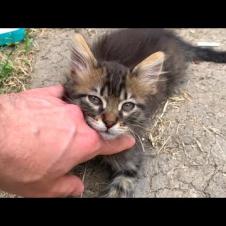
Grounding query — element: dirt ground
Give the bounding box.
[1,28,225,197]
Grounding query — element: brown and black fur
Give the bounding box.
[64,29,226,197]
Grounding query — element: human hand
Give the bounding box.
[0,85,135,197]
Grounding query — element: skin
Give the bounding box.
[0,85,135,197]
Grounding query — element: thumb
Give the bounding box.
[46,175,84,197]
[98,135,136,156]
[22,85,65,98]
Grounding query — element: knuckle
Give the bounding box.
[89,131,101,152]
[66,104,81,113]
[65,104,84,120]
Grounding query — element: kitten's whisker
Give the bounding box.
[128,129,146,153]
[127,123,147,130]
[80,162,87,198]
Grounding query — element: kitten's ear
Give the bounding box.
[71,33,97,74]
[133,51,165,78]
[132,51,165,94]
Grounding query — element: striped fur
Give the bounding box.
[64,29,226,197]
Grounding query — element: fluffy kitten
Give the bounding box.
[64,29,226,197]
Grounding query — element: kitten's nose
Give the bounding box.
[102,113,118,129]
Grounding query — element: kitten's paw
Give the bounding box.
[99,175,135,198]
[100,188,134,198]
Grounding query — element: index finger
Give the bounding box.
[22,85,65,98]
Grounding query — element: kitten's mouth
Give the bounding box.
[99,126,130,140]
[86,116,125,140]
[99,131,119,140]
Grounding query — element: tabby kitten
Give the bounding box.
[64,29,226,197]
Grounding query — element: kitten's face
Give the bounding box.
[83,84,138,140]
[65,33,165,140]
[70,62,148,140]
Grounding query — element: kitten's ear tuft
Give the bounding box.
[132,51,165,78]
[132,51,165,95]
[71,33,97,74]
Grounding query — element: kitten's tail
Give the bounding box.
[192,46,226,63]
[177,38,226,63]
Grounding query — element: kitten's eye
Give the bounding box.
[122,102,135,112]
[88,95,102,106]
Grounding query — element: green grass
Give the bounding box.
[0,58,14,80]
[0,29,39,94]
[24,31,34,53]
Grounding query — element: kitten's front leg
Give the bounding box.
[100,146,143,198]
[101,170,138,198]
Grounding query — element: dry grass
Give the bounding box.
[148,90,192,154]
[0,29,44,94]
